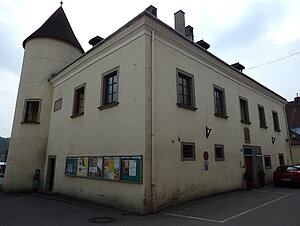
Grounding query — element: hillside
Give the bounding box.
[0,137,10,155]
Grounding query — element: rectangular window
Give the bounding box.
[258,105,267,128]
[54,98,62,112]
[279,153,284,165]
[181,142,195,161]
[102,69,118,106]
[73,85,85,116]
[215,144,225,161]
[23,99,41,123]
[214,86,227,118]
[272,111,280,132]
[239,97,250,123]
[176,70,196,110]
[264,155,272,169]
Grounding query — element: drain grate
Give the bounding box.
[88,217,115,224]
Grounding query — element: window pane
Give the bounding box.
[108,76,113,84]
[112,93,117,102]
[108,85,113,95]
[113,84,117,93]
[113,75,117,83]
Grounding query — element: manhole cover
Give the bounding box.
[88,217,115,224]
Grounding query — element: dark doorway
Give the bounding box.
[243,146,263,187]
[46,156,56,192]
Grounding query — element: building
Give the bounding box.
[286,96,300,164]
[4,5,292,214]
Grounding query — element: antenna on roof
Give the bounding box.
[60,1,63,7]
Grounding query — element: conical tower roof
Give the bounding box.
[23,7,84,53]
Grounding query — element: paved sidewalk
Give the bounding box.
[0,186,299,226]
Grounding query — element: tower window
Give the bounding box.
[23,99,41,123]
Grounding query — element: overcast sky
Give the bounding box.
[0,0,300,137]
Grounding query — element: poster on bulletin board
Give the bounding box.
[120,156,142,183]
[65,157,77,176]
[103,157,120,180]
[76,157,88,177]
[88,157,103,178]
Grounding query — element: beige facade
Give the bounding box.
[291,146,300,164]
[5,6,292,214]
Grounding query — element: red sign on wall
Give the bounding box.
[203,151,209,161]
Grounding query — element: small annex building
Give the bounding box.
[286,96,300,164]
[4,5,292,214]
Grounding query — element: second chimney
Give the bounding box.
[174,10,185,35]
[185,25,194,41]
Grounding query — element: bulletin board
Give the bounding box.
[120,156,142,183]
[65,155,142,183]
[65,157,77,176]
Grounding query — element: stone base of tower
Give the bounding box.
[3,138,46,192]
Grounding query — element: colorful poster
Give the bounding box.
[121,159,129,175]
[114,157,120,180]
[65,157,76,176]
[88,157,103,178]
[103,157,120,180]
[76,157,88,177]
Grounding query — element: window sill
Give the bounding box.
[274,129,281,132]
[215,159,225,161]
[260,125,268,129]
[98,102,119,111]
[214,113,229,119]
[70,112,84,119]
[21,121,40,124]
[177,103,198,111]
[241,120,251,125]
[181,158,196,161]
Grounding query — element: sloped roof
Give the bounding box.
[23,7,84,53]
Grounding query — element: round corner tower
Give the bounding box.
[4,6,84,191]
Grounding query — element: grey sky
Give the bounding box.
[0,0,300,137]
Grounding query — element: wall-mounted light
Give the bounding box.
[272,137,276,144]
[206,126,212,138]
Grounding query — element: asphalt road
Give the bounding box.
[0,185,299,225]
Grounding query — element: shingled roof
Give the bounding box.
[23,7,84,53]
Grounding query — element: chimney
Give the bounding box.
[231,62,245,72]
[174,10,185,34]
[185,25,194,41]
[146,5,157,17]
[89,36,103,47]
[196,40,210,50]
